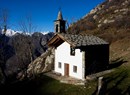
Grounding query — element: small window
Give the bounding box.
[70,47,75,56]
[58,62,62,68]
[73,66,77,73]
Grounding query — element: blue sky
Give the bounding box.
[0,0,105,32]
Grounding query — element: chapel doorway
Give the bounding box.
[64,64,69,76]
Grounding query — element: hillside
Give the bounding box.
[68,0,130,62]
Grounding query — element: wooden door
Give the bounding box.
[64,64,69,76]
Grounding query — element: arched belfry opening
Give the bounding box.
[54,10,66,33]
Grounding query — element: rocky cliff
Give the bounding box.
[27,48,55,77]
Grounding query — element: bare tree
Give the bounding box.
[0,35,8,83]
[0,9,9,34]
[19,15,37,34]
[11,34,35,79]
[10,15,38,78]
[19,15,36,62]
[0,9,9,83]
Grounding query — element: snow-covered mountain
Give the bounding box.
[5,29,20,36]
[0,29,52,37]
[41,31,50,35]
[0,29,21,36]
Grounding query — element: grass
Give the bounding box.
[102,64,130,95]
[30,75,97,95]
[0,61,130,95]
[0,74,97,95]
[38,62,130,95]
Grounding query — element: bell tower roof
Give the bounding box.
[57,11,63,20]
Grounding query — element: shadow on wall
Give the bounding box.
[108,57,128,70]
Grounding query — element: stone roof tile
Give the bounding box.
[58,33,108,47]
[59,33,109,47]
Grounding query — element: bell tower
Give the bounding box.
[54,11,66,33]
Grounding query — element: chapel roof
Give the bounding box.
[59,33,108,46]
[48,33,109,47]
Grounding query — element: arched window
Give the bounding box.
[56,24,58,32]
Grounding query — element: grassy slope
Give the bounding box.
[0,66,130,95]
[0,75,96,95]
[40,65,130,95]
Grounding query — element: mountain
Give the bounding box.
[0,29,20,36]
[0,29,52,37]
[5,29,18,36]
[68,0,130,62]
[68,0,130,37]
[0,30,54,80]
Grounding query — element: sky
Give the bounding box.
[0,0,105,32]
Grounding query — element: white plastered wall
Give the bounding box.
[55,42,85,80]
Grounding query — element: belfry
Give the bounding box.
[54,11,66,33]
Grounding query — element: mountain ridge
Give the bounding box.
[68,0,130,36]
[0,28,52,37]
[67,0,130,63]
[0,30,54,79]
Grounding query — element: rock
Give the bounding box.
[108,20,115,23]
[103,19,108,24]
[27,47,55,77]
[103,19,115,24]
[98,24,102,28]
[114,10,119,13]
[90,8,98,14]
[17,71,25,80]
[93,15,98,20]
[122,0,129,6]
[120,8,129,12]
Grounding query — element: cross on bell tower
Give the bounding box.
[54,10,66,33]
